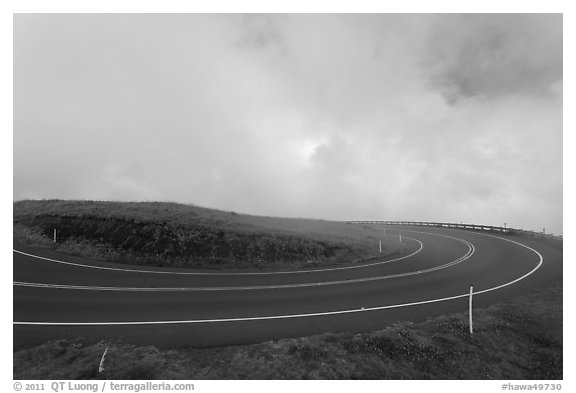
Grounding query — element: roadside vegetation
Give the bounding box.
[13,284,562,380]
[13,200,402,270]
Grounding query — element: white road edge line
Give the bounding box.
[14,233,538,326]
[13,235,473,291]
[11,238,536,325]
[12,233,511,326]
[13,237,423,276]
[13,233,542,326]
[12,240,471,292]
[14,231,539,326]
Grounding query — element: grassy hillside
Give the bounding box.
[13,284,562,380]
[13,200,401,270]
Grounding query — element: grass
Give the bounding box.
[14,199,403,270]
[13,283,562,380]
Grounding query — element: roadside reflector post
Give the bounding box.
[379,240,382,253]
[99,346,109,373]
[53,229,57,243]
[469,284,474,334]
[399,232,402,243]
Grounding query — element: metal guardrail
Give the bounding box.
[346,220,563,240]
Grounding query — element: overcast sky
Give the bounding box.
[13,14,563,234]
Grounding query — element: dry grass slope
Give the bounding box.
[14,199,402,270]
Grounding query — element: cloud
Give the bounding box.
[423,14,562,103]
[13,14,563,234]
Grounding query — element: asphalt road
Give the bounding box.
[13,226,562,349]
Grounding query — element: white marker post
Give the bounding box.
[379,240,382,253]
[99,347,109,373]
[399,232,402,243]
[53,229,57,243]
[469,284,474,334]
